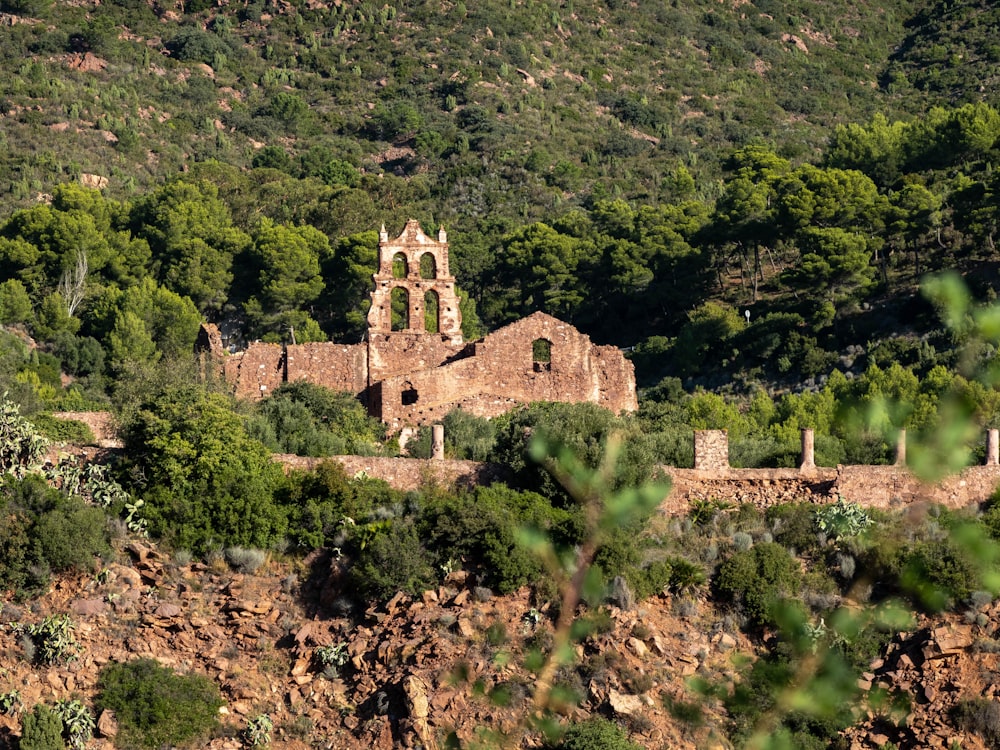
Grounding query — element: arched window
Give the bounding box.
[424,290,439,333]
[419,252,437,279]
[532,338,552,372]
[391,287,409,331]
[392,253,408,279]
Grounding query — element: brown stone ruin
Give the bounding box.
[663,428,1000,514]
[201,219,638,428]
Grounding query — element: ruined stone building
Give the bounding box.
[199,220,637,428]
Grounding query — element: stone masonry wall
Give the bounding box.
[374,312,637,427]
[663,465,1000,514]
[365,332,466,384]
[224,342,285,400]
[693,430,729,470]
[275,454,509,491]
[46,413,1000,509]
[285,342,368,397]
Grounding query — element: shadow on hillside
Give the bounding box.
[296,548,358,621]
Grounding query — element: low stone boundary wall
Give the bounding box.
[46,414,1000,511]
[664,465,1000,514]
[274,454,509,492]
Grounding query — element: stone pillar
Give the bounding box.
[987,429,999,466]
[431,424,445,461]
[693,430,729,470]
[894,429,907,467]
[800,428,815,470]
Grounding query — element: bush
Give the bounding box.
[0,475,110,592]
[951,697,1000,747]
[20,704,64,750]
[123,386,289,555]
[252,382,385,456]
[29,414,96,444]
[713,542,803,629]
[767,503,820,555]
[281,462,403,550]
[96,658,222,749]
[348,518,436,601]
[224,546,267,574]
[901,538,981,612]
[555,717,643,749]
[489,402,658,503]
[419,485,578,594]
[441,408,496,461]
[31,494,109,573]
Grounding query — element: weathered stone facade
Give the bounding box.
[205,220,638,426]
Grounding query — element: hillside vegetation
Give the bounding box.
[4,2,1000,747]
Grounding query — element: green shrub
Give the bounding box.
[724,638,859,749]
[0,475,110,592]
[250,382,385,457]
[901,538,981,612]
[13,614,81,665]
[555,717,643,750]
[281,462,402,549]
[667,557,707,594]
[418,485,577,594]
[31,494,109,573]
[123,386,289,555]
[628,558,673,600]
[29,414,96,445]
[348,518,436,601]
[20,704,64,750]
[489,402,658,503]
[713,542,803,629]
[767,504,820,555]
[95,658,223,749]
[441,408,496,461]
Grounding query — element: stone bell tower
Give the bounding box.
[367,219,463,344]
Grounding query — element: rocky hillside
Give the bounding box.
[0,540,737,749]
[5,535,1000,749]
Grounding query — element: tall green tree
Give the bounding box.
[887,182,944,278]
[782,227,876,324]
[131,180,251,314]
[122,385,288,554]
[246,218,327,339]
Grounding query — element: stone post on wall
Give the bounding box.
[800,428,815,470]
[987,428,999,466]
[894,429,907,467]
[693,430,729,470]
[431,424,445,461]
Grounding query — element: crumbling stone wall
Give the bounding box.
[275,454,508,491]
[365,332,466,385]
[286,342,368,397]
[224,342,285,400]
[47,412,1000,507]
[202,221,638,426]
[663,465,1000,513]
[374,312,637,428]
